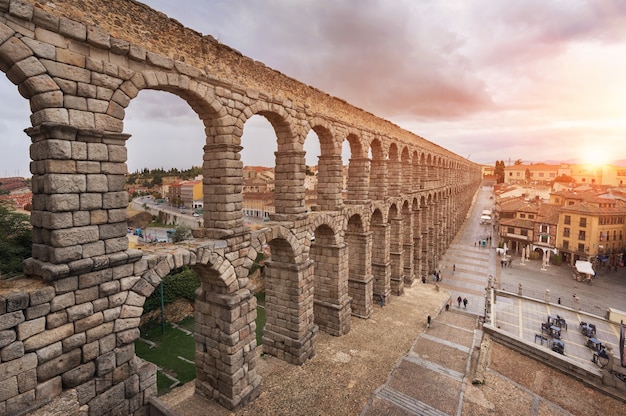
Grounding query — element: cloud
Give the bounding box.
[2,0,626,176]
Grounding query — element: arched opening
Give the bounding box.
[369,139,386,201]
[310,222,350,335]
[346,213,372,318]
[402,200,414,286]
[124,89,207,398]
[241,114,278,224]
[303,129,321,211]
[388,203,404,295]
[263,235,316,364]
[125,89,206,235]
[371,208,390,305]
[0,76,32,278]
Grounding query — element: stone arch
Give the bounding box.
[344,129,370,203]
[244,101,305,218]
[370,207,390,304]
[309,219,351,336]
[369,138,387,201]
[307,118,343,211]
[0,3,484,414]
[388,142,401,197]
[256,225,317,364]
[388,202,404,295]
[345,211,373,318]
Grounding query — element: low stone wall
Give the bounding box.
[483,324,626,403]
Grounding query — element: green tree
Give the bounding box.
[172,225,191,242]
[0,201,32,277]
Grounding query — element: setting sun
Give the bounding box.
[580,146,609,167]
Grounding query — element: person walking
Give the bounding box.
[426,315,432,328]
[380,294,386,308]
[457,296,462,307]
[463,297,468,309]
[453,264,456,273]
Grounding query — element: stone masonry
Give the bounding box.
[0,0,481,414]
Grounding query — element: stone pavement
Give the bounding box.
[361,184,626,415]
[361,309,481,416]
[361,186,494,415]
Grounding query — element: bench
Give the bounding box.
[534,333,549,345]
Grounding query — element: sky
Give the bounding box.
[1,0,625,176]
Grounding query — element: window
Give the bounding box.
[520,213,526,218]
[563,227,570,238]
[528,214,534,219]
[564,215,571,225]
[578,231,586,240]
[550,173,555,178]
[540,224,548,233]
[563,240,569,249]
[507,227,514,234]
[521,229,528,236]
[539,172,544,177]
[578,243,585,252]
[540,233,549,243]
[579,217,586,227]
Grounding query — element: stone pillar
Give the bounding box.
[263,258,317,364]
[202,143,244,239]
[273,150,307,217]
[346,157,370,204]
[311,241,351,336]
[195,286,261,410]
[369,158,387,201]
[387,159,401,197]
[316,154,343,211]
[25,124,142,281]
[346,229,373,318]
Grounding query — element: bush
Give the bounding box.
[0,201,32,277]
[143,267,200,313]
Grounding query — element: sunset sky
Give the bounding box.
[1,0,625,176]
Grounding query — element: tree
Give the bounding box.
[172,225,191,242]
[514,159,523,165]
[525,168,531,181]
[0,201,32,277]
[494,160,505,184]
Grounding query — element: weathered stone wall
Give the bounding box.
[0,0,482,414]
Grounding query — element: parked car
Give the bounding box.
[193,212,200,217]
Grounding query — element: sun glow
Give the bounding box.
[580,146,609,167]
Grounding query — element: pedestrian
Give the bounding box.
[457,296,462,307]
[557,297,561,305]
[453,264,456,273]
[463,297,468,309]
[421,276,426,284]
[427,315,431,328]
[380,294,385,308]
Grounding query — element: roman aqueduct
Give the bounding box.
[0,0,481,414]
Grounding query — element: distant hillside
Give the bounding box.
[542,159,626,167]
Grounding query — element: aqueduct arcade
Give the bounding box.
[0,0,481,414]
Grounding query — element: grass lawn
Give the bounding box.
[135,295,267,395]
[135,317,196,395]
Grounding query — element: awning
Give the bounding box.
[575,260,595,276]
